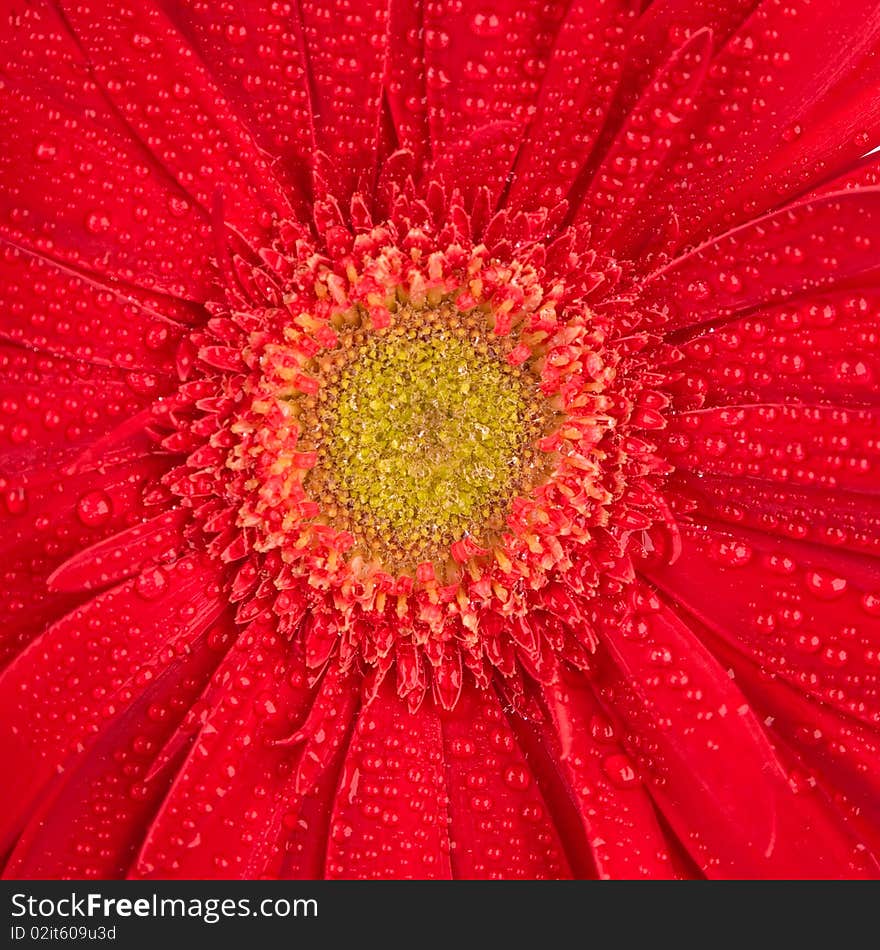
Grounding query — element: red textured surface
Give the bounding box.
[1,0,880,879]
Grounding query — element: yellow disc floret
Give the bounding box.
[299,305,551,572]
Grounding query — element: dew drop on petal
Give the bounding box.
[76,490,113,527]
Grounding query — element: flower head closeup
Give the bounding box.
[2,0,880,881]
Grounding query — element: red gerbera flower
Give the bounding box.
[2,0,880,881]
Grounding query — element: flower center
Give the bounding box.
[302,305,552,572]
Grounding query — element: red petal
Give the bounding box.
[430,123,523,208]
[0,242,195,371]
[423,0,567,199]
[439,683,572,879]
[662,403,880,496]
[385,0,428,164]
[0,453,169,667]
[622,0,880,248]
[299,0,391,200]
[0,554,225,855]
[505,0,636,211]
[133,633,358,879]
[2,615,230,879]
[645,190,880,332]
[669,289,880,410]
[657,605,880,874]
[605,0,759,126]
[276,666,362,879]
[598,589,870,877]
[573,28,714,249]
[48,508,192,594]
[536,668,683,879]
[324,679,453,879]
[644,522,880,734]
[0,4,215,298]
[0,346,169,477]
[672,471,880,560]
[804,151,880,200]
[157,0,316,209]
[55,0,298,246]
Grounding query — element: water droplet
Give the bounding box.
[136,568,167,600]
[76,490,113,527]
